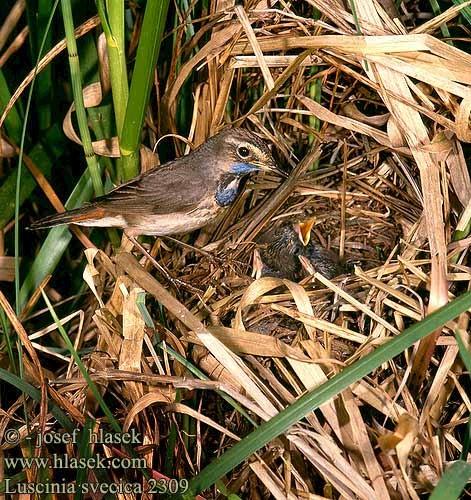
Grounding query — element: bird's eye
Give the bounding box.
[237,146,251,159]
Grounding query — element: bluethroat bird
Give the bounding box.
[30,128,278,236]
[255,218,342,281]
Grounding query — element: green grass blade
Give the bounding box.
[454,331,471,460]
[0,367,73,431]
[41,291,122,434]
[461,414,471,462]
[18,164,101,311]
[455,330,471,375]
[0,308,17,374]
[120,0,170,180]
[71,418,113,499]
[0,124,66,229]
[73,418,95,500]
[428,0,452,41]
[136,291,154,327]
[0,69,23,141]
[452,0,471,25]
[160,343,257,427]
[0,472,26,494]
[15,0,60,318]
[182,291,471,497]
[430,461,471,500]
[42,293,150,486]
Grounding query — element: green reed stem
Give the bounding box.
[96,0,129,136]
[60,0,104,196]
[96,0,129,182]
[120,0,170,180]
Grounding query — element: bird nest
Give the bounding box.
[4,1,471,499]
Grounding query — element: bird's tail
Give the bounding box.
[29,204,105,230]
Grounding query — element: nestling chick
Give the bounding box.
[256,218,342,281]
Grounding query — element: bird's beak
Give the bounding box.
[294,218,315,246]
[252,158,282,173]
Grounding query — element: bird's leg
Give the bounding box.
[162,235,222,264]
[126,235,202,294]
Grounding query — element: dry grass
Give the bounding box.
[2,0,471,498]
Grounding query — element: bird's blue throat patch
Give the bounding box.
[229,162,259,175]
[216,177,242,207]
[216,185,239,207]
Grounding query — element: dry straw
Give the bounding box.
[2,0,471,498]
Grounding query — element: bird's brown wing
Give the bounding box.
[94,160,215,215]
[29,158,217,230]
